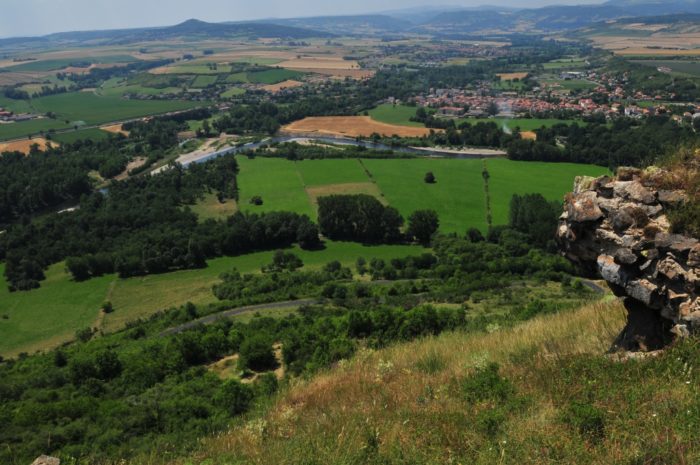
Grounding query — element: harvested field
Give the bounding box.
[0,137,58,154]
[101,123,130,136]
[497,72,528,81]
[296,68,374,79]
[306,183,386,207]
[282,116,434,138]
[521,131,537,140]
[0,72,44,86]
[590,33,700,55]
[262,79,304,93]
[278,57,361,70]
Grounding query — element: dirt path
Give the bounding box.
[160,298,320,336]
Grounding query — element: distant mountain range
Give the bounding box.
[0,19,332,50]
[2,0,700,49]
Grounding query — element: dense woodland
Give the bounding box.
[507,116,698,168]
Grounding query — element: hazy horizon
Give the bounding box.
[1,0,607,39]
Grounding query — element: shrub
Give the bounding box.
[239,335,277,371]
[461,363,514,403]
[415,350,446,374]
[563,400,606,441]
[424,171,436,184]
[216,380,254,416]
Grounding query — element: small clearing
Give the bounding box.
[114,157,147,181]
[282,116,434,138]
[262,79,304,93]
[101,123,130,136]
[497,72,529,81]
[521,131,537,140]
[0,137,58,154]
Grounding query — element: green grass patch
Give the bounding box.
[221,87,246,98]
[189,192,238,220]
[226,72,250,83]
[232,57,285,66]
[51,128,111,144]
[367,104,424,127]
[30,92,203,126]
[247,68,304,84]
[0,263,114,357]
[192,75,219,88]
[236,156,314,217]
[296,159,369,186]
[0,119,72,141]
[541,78,598,91]
[631,60,700,77]
[485,159,610,225]
[363,158,488,234]
[165,64,232,74]
[3,55,137,72]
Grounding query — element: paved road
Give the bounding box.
[160,298,320,336]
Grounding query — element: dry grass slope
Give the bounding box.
[173,300,666,465]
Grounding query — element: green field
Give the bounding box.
[541,78,599,91]
[543,58,588,70]
[189,193,238,220]
[296,158,369,186]
[165,64,232,74]
[232,57,285,66]
[363,158,489,233]
[226,72,250,83]
[51,127,111,144]
[485,158,609,224]
[632,60,700,77]
[0,242,424,357]
[247,68,304,84]
[220,87,246,98]
[2,55,138,72]
[367,104,424,127]
[236,156,315,217]
[192,75,219,88]
[30,92,203,125]
[0,119,72,141]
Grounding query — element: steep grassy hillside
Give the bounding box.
[175,300,700,465]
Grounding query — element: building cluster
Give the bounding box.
[0,108,36,123]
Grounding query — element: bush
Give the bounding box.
[563,400,606,441]
[216,380,254,416]
[239,335,278,371]
[461,363,514,403]
[424,171,436,184]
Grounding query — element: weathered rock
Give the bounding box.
[31,456,60,465]
[617,166,642,181]
[615,248,638,265]
[558,168,699,352]
[568,191,604,223]
[689,245,700,267]
[657,190,688,207]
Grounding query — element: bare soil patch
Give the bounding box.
[115,157,147,181]
[262,79,304,93]
[520,131,537,140]
[101,124,129,136]
[497,72,528,81]
[0,137,58,154]
[282,116,434,138]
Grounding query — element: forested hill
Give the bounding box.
[0,19,331,48]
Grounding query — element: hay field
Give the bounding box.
[590,33,700,55]
[278,56,361,70]
[0,137,58,154]
[282,116,434,138]
[497,72,529,81]
[262,79,304,93]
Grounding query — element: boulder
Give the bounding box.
[31,457,60,465]
[614,248,638,265]
[568,191,604,223]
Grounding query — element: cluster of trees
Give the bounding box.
[317,194,404,243]
[508,116,698,168]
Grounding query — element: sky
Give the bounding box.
[1,0,607,38]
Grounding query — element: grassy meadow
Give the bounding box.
[0,242,424,357]
[367,104,424,127]
[0,154,608,357]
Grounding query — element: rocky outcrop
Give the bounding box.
[558,167,699,352]
[30,456,60,465]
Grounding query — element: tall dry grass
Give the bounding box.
[166,300,635,465]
